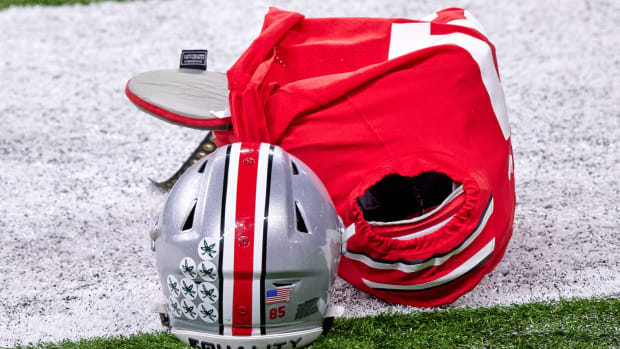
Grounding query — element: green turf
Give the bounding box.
[10,298,620,349]
[0,0,129,10]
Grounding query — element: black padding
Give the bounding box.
[357,172,454,222]
[413,172,454,208]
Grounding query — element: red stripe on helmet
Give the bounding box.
[231,142,261,336]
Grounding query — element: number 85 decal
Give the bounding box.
[269,306,286,320]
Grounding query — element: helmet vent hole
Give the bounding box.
[197,160,208,173]
[291,161,300,175]
[182,200,197,231]
[295,201,309,233]
[273,282,294,287]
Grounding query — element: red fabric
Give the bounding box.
[370,195,463,240]
[213,130,237,148]
[225,8,515,307]
[433,8,466,23]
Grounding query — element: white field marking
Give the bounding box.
[362,238,495,291]
[388,22,510,140]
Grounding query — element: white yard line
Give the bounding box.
[0,0,619,346]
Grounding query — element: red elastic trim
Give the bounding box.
[345,153,488,261]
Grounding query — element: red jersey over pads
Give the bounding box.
[222,7,515,307]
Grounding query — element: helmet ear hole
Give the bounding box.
[182,200,197,231]
[295,201,310,233]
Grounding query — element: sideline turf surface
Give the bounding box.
[2,1,619,348]
[0,0,128,9]
[12,298,620,349]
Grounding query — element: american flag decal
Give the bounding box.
[266,286,291,304]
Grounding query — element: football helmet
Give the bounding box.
[150,142,342,348]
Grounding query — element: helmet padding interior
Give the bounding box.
[357,172,455,222]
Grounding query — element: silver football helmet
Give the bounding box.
[150,142,342,348]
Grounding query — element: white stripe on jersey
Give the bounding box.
[394,214,455,241]
[251,143,271,335]
[344,197,494,274]
[221,143,241,335]
[388,22,510,140]
[362,238,495,291]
